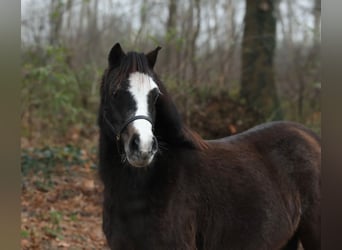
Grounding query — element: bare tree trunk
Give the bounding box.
[88,0,99,43]
[90,0,100,98]
[134,0,148,45]
[93,0,99,33]
[189,0,201,85]
[240,0,282,121]
[49,0,64,46]
[78,0,86,37]
[220,0,236,87]
[65,0,73,31]
[313,0,321,49]
[165,0,178,76]
[182,0,194,84]
[311,0,321,112]
[286,0,294,46]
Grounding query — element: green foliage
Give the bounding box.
[33,180,53,192]
[21,230,30,238]
[43,227,63,239]
[50,210,63,226]
[278,80,321,135]
[21,45,99,144]
[40,210,65,239]
[69,212,78,222]
[21,145,95,177]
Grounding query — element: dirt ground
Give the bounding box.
[21,162,109,250]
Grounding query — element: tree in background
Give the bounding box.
[164,0,178,76]
[240,0,282,121]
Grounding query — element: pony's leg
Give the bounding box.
[298,204,321,250]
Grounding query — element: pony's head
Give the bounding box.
[101,43,162,168]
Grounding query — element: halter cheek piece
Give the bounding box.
[103,110,153,144]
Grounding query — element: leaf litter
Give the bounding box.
[21,146,109,249]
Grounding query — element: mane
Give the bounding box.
[182,127,210,150]
[153,77,209,151]
[119,52,152,75]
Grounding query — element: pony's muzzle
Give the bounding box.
[126,133,158,167]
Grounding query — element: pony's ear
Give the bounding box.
[146,46,162,69]
[108,43,125,68]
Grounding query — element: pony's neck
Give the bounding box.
[154,85,207,150]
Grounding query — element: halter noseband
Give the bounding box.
[103,110,153,142]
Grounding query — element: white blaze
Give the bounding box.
[128,72,158,152]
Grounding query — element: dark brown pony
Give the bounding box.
[98,43,321,250]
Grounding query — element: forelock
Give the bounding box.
[107,52,154,94]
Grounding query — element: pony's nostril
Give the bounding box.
[130,134,140,151]
[152,137,158,152]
